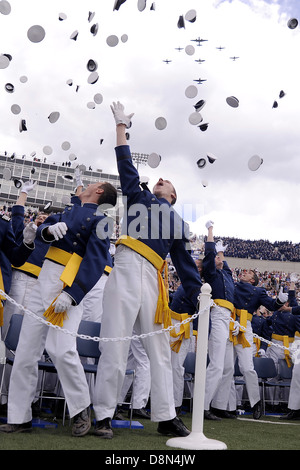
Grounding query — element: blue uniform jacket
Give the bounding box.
[270,310,300,337]
[11,205,48,276]
[251,314,273,351]
[234,281,283,314]
[116,145,202,308]
[0,214,35,293]
[37,202,111,305]
[202,241,235,303]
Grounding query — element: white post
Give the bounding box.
[166,283,227,450]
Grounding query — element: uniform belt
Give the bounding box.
[170,310,191,353]
[12,262,41,278]
[272,333,293,367]
[116,235,172,330]
[214,298,234,312]
[45,246,83,287]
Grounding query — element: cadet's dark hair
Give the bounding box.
[250,269,259,286]
[97,182,117,207]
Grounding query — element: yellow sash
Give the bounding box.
[253,337,261,356]
[214,298,234,313]
[12,262,41,278]
[0,268,5,327]
[43,247,83,327]
[170,310,191,353]
[272,333,294,367]
[229,309,252,348]
[116,235,172,330]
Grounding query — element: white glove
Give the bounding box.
[23,221,37,244]
[205,220,214,229]
[232,323,240,336]
[53,291,73,313]
[74,167,83,188]
[48,222,68,241]
[258,349,266,357]
[215,240,228,253]
[110,101,134,128]
[21,180,37,194]
[278,286,288,303]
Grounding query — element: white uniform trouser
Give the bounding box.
[119,331,151,409]
[2,270,37,338]
[266,339,291,405]
[171,320,193,408]
[288,360,300,410]
[7,260,90,423]
[233,320,260,407]
[1,270,38,404]
[93,245,176,422]
[81,273,108,322]
[204,305,234,411]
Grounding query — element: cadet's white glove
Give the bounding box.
[74,167,83,188]
[110,101,134,128]
[258,349,266,357]
[53,291,73,313]
[21,180,37,194]
[48,222,68,241]
[205,220,214,229]
[232,322,240,336]
[278,286,288,303]
[23,221,37,244]
[215,240,228,253]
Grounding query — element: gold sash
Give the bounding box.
[12,262,41,278]
[116,235,172,330]
[229,309,252,348]
[43,247,83,327]
[272,333,294,367]
[170,310,191,353]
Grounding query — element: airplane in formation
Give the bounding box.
[195,58,205,64]
[216,46,225,50]
[193,78,207,84]
[191,37,208,45]
[230,56,239,61]
[163,59,172,64]
[175,46,183,51]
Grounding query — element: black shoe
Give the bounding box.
[94,417,113,439]
[72,406,91,437]
[114,406,126,420]
[157,416,190,437]
[130,408,150,419]
[252,400,262,420]
[0,421,32,433]
[279,409,300,420]
[211,408,237,419]
[204,410,222,421]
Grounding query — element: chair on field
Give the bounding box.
[183,351,196,411]
[277,359,293,405]
[253,356,277,414]
[0,314,67,423]
[76,319,136,426]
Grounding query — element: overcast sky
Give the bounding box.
[0,0,299,243]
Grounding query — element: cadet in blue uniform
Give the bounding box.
[169,258,202,414]
[251,307,273,357]
[0,203,36,326]
[0,181,117,436]
[93,102,202,439]
[232,269,286,418]
[201,222,236,420]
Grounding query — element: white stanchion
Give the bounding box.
[166,283,227,450]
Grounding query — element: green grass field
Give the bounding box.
[1,410,299,452]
